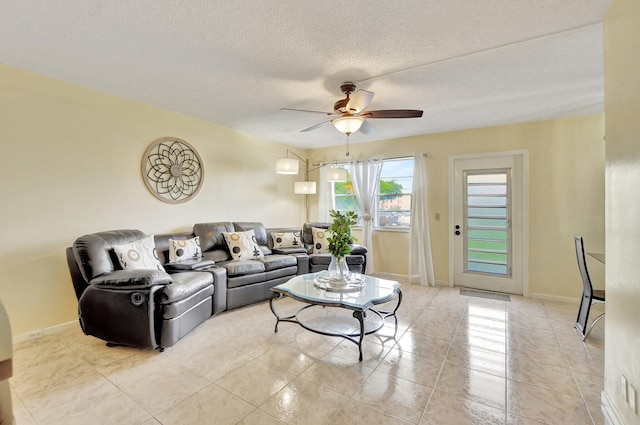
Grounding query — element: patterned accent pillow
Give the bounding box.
[223,229,265,261]
[312,227,333,254]
[271,232,302,249]
[113,235,165,271]
[169,236,201,262]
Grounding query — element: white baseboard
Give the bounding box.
[372,272,408,282]
[527,292,580,304]
[372,273,451,288]
[13,321,77,345]
[602,391,624,425]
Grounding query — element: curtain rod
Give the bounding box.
[312,153,429,167]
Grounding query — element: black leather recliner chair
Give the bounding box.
[66,230,221,350]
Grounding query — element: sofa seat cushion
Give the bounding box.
[261,254,297,272]
[219,260,265,277]
[272,247,308,255]
[227,272,266,288]
[266,266,297,280]
[159,271,213,305]
[309,254,365,266]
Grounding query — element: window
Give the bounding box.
[464,170,511,276]
[332,167,362,225]
[331,157,415,229]
[375,158,414,228]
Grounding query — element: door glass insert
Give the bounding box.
[464,170,511,277]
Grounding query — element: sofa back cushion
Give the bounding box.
[193,222,234,251]
[73,229,147,282]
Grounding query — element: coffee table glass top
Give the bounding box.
[272,273,400,310]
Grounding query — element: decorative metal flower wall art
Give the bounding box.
[141,137,204,203]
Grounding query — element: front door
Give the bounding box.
[451,153,527,295]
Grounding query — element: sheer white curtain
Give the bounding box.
[349,159,382,273]
[409,153,435,286]
[317,166,330,222]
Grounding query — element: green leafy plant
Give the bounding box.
[327,210,358,258]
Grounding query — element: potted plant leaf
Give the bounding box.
[326,209,358,286]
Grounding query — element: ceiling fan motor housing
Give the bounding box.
[340,82,357,95]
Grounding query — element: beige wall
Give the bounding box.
[603,0,640,423]
[0,63,607,339]
[0,65,306,337]
[308,114,605,299]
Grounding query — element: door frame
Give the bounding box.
[448,150,530,296]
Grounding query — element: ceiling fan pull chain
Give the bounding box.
[345,134,350,157]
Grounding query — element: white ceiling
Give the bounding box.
[0,0,610,149]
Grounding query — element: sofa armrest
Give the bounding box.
[90,270,173,289]
[349,244,368,255]
[197,266,227,315]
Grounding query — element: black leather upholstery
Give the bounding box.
[67,221,368,350]
[234,222,269,246]
[73,229,146,282]
[68,229,216,350]
[90,269,172,288]
[193,222,233,252]
[192,222,302,310]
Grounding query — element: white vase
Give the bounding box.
[327,255,351,287]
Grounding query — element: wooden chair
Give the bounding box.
[574,235,605,340]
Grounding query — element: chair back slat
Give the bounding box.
[574,234,593,335]
[574,235,593,298]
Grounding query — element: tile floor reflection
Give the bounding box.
[11,284,605,424]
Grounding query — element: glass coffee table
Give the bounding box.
[270,273,402,361]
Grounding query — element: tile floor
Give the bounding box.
[10,284,606,425]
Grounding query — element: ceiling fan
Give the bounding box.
[282,82,423,136]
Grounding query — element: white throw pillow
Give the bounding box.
[169,236,201,262]
[271,232,302,249]
[312,227,333,254]
[223,229,265,261]
[113,235,165,271]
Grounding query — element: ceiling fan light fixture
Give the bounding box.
[326,167,347,182]
[332,115,364,135]
[294,181,316,194]
[275,157,299,175]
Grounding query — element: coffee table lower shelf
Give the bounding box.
[269,290,402,361]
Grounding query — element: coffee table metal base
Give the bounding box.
[269,290,402,361]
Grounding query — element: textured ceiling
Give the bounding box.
[0,0,610,149]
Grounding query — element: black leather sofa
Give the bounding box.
[66,221,367,351]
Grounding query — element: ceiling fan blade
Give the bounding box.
[346,89,374,113]
[300,119,332,132]
[358,120,376,135]
[280,107,334,115]
[363,109,423,119]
